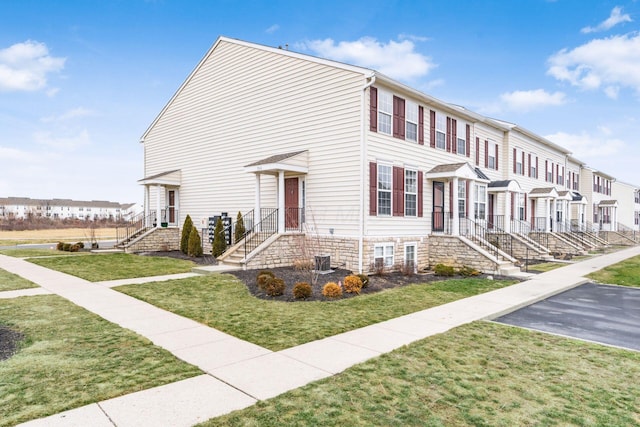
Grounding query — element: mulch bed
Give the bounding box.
[0,326,23,361]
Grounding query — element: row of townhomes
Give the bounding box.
[119,36,640,275]
[0,197,136,221]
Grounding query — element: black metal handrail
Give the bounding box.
[511,218,531,235]
[284,207,305,232]
[244,208,278,258]
[116,210,156,245]
[459,217,513,260]
[529,230,549,248]
[431,211,452,234]
[487,215,505,231]
[223,209,255,245]
[533,216,548,232]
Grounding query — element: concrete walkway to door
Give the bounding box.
[3,244,639,427]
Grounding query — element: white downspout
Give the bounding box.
[359,74,376,274]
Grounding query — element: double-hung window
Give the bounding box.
[404,169,417,217]
[458,181,466,218]
[374,243,394,268]
[488,142,497,169]
[377,164,392,215]
[517,193,525,221]
[378,91,392,135]
[404,243,417,271]
[547,162,553,183]
[435,112,446,149]
[456,120,466,155]
[530,154,537,178]
[515,149,523,175]
[474,184,487,220]
[405,101,418,142]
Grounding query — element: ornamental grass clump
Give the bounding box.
[322,282,342,299]
[293,282,312,299]
[343,275,363,294]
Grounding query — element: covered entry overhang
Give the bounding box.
[425,162,490,235]
[138,170,181,227]
[244,150,308,233]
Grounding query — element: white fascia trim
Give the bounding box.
[244,163,309,174]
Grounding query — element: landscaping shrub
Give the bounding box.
[211,218,227,257]
[180,215,193,254]
[459,265,481,277]
[293,282,312,299]
[356,273,370,288]
[234,211,246,244]
[322,282,342,298]
[75,241,85,249]
[69,244,80,252]
[264,277,285,296]
[343,275,363,294]
[256,271,275,290]
[62,243,71,252]
[56,242,64,251]
[399,261,416,277]
[187,225,203,257]
[434,263,455,277]
[370,261,387,276]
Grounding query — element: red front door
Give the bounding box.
[285,177,299,229]
[168,190,176,224]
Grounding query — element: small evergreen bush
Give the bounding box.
[322,282,342,298]
[293,282,312,299]
[211,218,227,257]
[187,225,203,257]
[356,273,370,288]
[264,277,285,296]
[75,242,84,249]
[459,266,480,277]
[69,244,80,252]
[343,275,363,294]
[180,215,193,254]
[256,271,275,289]
[62,243,71,252]
[434,263,455,276]
[234,211,246,244]
[56,242,64,251]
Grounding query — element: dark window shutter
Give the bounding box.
[528,154,532,177]
[475,137,480,165]
[418,106,424,145]
[522,152,525,175]
[510,192,515,221]
[418,171,423,217]
[495,144,499,169]
[513,148,517,173]
[556,164,559,184]
[429,110,436,148]
[466,124,471,157]
[369,87,377,132]
[446,117,452,152]
[465,180,470,218]
[393,96,405,139]
[393,166,404,216]
[545,160,548,182]
[562,166,565,185]
[484,140,489,167]
[369,162,377,216]
[451,119,457,154]
[449,181,454,219]
[536,157,539,178]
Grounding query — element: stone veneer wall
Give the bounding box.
[600,231,637,246]
[361,236,428,274]
[545,233,583,254]
[502,234,546,260]
[428,235,499,273]
[125,228,180,253]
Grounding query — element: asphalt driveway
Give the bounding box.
[493,282,640,352]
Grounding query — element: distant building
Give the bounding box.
[0,197,136,221]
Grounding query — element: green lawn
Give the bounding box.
[28,253,195,282]
[0,268,38,292]
[201,322,640,427]
[0,248,88,258]
[587,254,640,287]
[116,275,516,351]
[525,262,565,273]
[0,295,201,427]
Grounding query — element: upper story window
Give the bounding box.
[405,101,418,142]
[405,169,417,217]
[514,148,523,175]
[488,141,497,169]
[435,112,446,150]
[378,91,392,135]
[529,154,538,178]
[456,120,466,155]
[557,166,564,186]
[546,161,553,183]
[377,164,392,215]
[635,191,640,204]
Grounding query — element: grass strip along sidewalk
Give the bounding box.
[0,294,201,427]
[587,254,640,287]
[117,275,517,351]
[0,268,38,292]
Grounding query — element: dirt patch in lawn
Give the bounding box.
[0,325,24,361]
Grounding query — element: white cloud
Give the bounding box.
[547,33,640,96]
[545,130,625,158]
[581,6,632,34]
[297,36,435,81]
[0,40,65,92]
[41,107,95,123]
[33,129,91,150]
[265,24,280,34]
[0,145,38,162]
[500,89,567,112]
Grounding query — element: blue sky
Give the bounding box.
[1,0,639,205]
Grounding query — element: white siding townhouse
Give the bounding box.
[127,36,638,273]
[0,197,136,221]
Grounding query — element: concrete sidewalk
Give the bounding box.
[3,244,640,427]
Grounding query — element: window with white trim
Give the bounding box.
[377,164,392,216]
[488,142,497,169]
[405,100,418,142]
[515,149,523,175]
[547,161,553,182]
[530,153,537,178]
[474,184,487,220]
[456,120,466,155]
[374,243,394,268]
[435,112,446,149]
[517,193,525,221]
[378,90,392,135]
[404,243,417,271]
[458,181,466,218]
[405,169,417,217]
